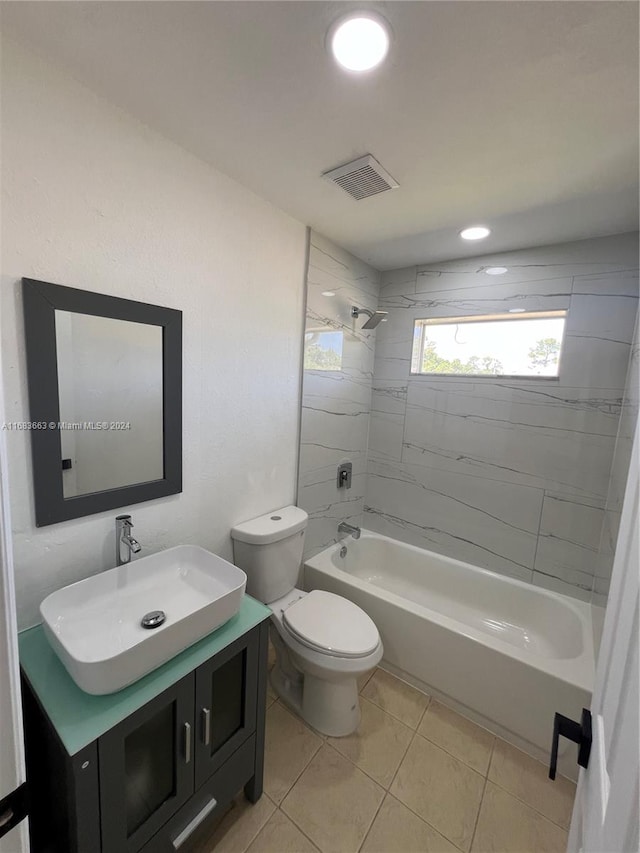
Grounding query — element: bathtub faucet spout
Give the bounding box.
[338,521,361,540]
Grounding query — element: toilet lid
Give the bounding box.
[283,590,379,657]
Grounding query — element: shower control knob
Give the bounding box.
[337,462,353,489]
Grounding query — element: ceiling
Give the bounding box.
[2,1,638,269]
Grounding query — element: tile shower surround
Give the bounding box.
[298,233,381,558]
[298,232,639,603]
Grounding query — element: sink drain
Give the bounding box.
[141,610,166,629]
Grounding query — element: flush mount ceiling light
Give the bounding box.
[328,12,391,72]
[485,266,508,276]
[460,226,491,241]
[322,290,336,297]
[508,308,527,313]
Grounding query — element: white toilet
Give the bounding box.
[231,505,383,736]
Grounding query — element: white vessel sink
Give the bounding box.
[40,545,247,695]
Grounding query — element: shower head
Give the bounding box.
[351,306,388,330]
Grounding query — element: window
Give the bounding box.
[411,310,567,378]
[304,330,344,371]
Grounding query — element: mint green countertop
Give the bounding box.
[19,595,271,756]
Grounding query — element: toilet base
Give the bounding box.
[301,673,361,737]
[269,626,363,736]
[270,662,361,736]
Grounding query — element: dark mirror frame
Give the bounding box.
[22,278,182,526]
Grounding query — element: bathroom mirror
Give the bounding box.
[22,278,182,526]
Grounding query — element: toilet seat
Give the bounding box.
[282,590,379,658]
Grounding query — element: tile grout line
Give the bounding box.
[326,693,432,792]
[488,737,576,830]
[281,739,385,853]
[362,677,432,729]
[468,737,495,852]
[358,667,377,693]
[280,734,324,801]
[340,693,431,799]
[399,376,409,464]
[268,703,324,807]
[383,717,492,852]
[318,724,413,802]
[386,728,415,797]
[275,804,322,852]
[320,737,388,791]
[408,716,493,781]
[355,788,388,853]
[486,776,575,832]
[414,693,431,729]
[235,794,278,853]
[380,750,468,853]
[375,791,469,853]
[402,728,490,852]
[357,690,428,737]
[530,487,547,578]
[414,727,495,778]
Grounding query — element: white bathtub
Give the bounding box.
[305,530,602,780]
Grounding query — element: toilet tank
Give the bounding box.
[230,506,308,604]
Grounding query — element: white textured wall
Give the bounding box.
[1,36,307,629]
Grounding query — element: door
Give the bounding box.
[567,420,639,853]
[99,674,195,853]
[194,628,259,788]
[0,367,28,853]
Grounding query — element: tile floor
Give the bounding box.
[189,664,575,853]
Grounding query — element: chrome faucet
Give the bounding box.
[116,515,142,566]
[338,521,361,540]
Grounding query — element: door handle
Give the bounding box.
[183,722,191,764]
[549,708,592,780]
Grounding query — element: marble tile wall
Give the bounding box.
[364,233,639,600]
[594,314,639,605]
[297,232,381,558]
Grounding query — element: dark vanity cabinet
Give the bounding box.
[99,675,196,852]
[20,614,269,853]
[194,630,259,789]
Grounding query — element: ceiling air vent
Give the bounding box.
[322,154,399,201]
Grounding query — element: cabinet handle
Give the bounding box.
[172,796,218,848]
[183,722,191,764]
[202,707,211,746]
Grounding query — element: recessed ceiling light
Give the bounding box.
[329,13,391,72]
[460,226,491,241]
[485,267,508,276]
[321,290,336,297]
[508,308,526,313]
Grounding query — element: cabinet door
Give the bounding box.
[194,628,259,788]
[99,674,195,853]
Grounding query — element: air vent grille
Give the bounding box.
[322,154,399,201]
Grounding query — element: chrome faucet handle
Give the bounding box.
[115,515,142,565]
